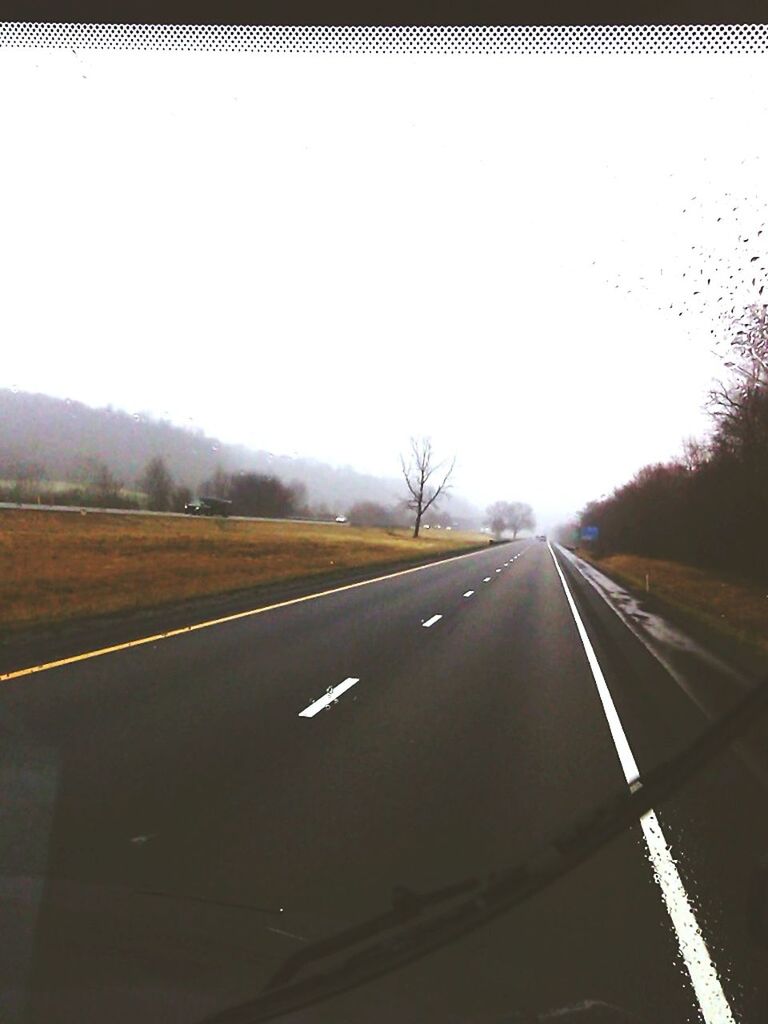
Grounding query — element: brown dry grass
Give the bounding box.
[582,551,768,658]
[0,510,485,632]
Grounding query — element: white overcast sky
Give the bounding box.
[2,46,768,527]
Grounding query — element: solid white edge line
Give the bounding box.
[548,546,639,784]
[422,614,442,628]
[547,543,735,1024]
[639,809,736,1024]
[299,677,359,717]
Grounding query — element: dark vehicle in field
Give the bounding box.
[184,496,232,517]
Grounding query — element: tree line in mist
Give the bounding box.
[0,391,485,528]
[0,453,409,524]
[577,303,768,583]
[0,436,486,534]
[0,393,540,536]
[0,390,481,524]
[0,448,488,531]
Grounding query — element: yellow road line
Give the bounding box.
[1,546,489,683]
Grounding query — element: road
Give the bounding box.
[0,501,349,526]
[1,540,767,1024]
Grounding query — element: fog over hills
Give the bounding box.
[0,389,481,523]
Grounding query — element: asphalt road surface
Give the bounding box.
[1,541,767,1024]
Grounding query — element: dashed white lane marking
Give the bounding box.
[1,545,495,684]
[299,677,360,718]
[422,614,443,628]
[463,591,474,598]
[483,577,492,583]
[548,543,735,1024]
[495,568,502,573]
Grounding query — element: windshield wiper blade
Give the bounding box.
[200,672,768,1024]
[266,876,480,991]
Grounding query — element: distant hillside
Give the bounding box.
[0,389,480,523]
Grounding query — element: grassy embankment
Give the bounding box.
[578,549,768,667]
[0,509,485,633]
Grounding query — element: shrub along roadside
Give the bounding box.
[579,303,768,586]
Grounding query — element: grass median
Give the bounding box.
[0,509,486,633]
[577,549,768,668]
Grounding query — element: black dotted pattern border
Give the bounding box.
[0,24,767,54]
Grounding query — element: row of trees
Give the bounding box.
[127,443,463,528]
[485,501,536,540]
[7,429,536,538]
[0,446,439,526]
[198,468,309,519]
[580,303,768,582]
[0,456,144,510]
[0,455,311,518]
[2,434,534,539]
[397,437,539,539]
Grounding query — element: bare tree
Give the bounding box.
[708,304,768,425]
[287,480,310,517]
[679,435,710,473]
[71,457,122,501]
[485,501,509,539]
[93,463,123,502]
[727,303,768,389]
[201,466,233,500]
[400,437,455,538]
[505,501,535,540]
[139,456,174,512]
[485,500,536,540]
[172,483,192,512]
[348,501,396,527]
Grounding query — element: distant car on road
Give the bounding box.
[184,496,232,518]
[536,534,547,541]
[335,515,348,523]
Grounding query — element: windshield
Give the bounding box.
[1,24,768,1024]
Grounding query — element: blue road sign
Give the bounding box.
[581,526,599,541]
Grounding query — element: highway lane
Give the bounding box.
[1,540,767,1023]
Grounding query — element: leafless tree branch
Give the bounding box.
[399,438,455,538]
